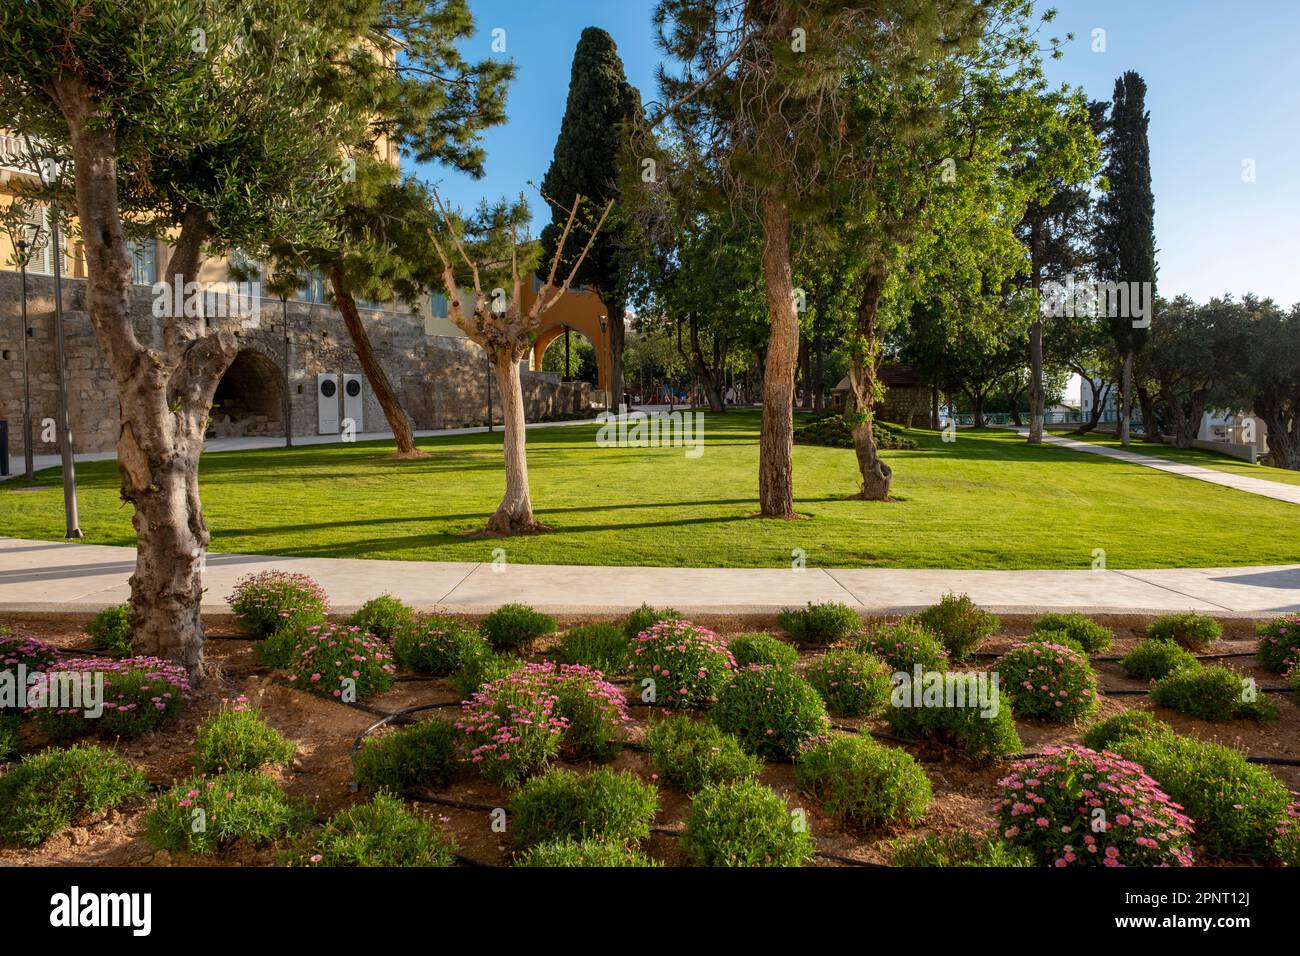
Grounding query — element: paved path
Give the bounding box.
[1020,430,1300,505]
[2,537,1297,617]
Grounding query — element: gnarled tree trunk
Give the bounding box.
[686,312,725,412]
[757,192,798,518]
[848,273,892,501]
[608,301,626,408]
[486,353,538,534]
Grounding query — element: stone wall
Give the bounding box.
[878,386,931,428]
[0,271,594,458]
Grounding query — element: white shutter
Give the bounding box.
[23,204,55,275]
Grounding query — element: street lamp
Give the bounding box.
[598,314,610,409]
[14,221,43,480]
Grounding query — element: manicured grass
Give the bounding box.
[1047,429,1300,487]
[2,412,1296,569]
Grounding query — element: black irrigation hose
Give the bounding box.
[971,649,1258,662]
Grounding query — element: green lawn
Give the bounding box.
[1047,428,1300,488]
[2,411,1297,569]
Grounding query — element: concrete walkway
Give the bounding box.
[2,536,1297,618]
[1020,430,1300,505]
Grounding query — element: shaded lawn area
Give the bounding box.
[1046,428,1300,488]
[2,411,1297,569]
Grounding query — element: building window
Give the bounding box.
[21,203,55,276]
[127,238,157,286]
[297,270,329,304]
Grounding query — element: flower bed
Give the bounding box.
[631,620,735,707]
[30,656,192,738]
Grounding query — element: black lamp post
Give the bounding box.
[15,226,39,480]
[42,156,81,538]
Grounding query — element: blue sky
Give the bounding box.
[423,0,1300,307]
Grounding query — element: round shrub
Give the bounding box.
[85,604,131,655]
[253,620,312,668]
[283,792,456,867]
[1030,613,1112,653]
[509,767,658,849]
[1120,639,1199,680]
[1275,803,1300,867]
[884,688,1023,762]
[682,779,814,867]
[1080,709,1172,752]
[393,616,490,675]
[480,603,555,650]
[857,619,949,673]
[795,734,932,831]
[806,649,892,717]
[352,716,460,795]
[623,603,681,642]
[996,642,1099,723]
[1256,613,1300,673]
[0,743,146,846]
[450,652,522,700]
[226,570,329,638]
[777,601,860,647]
[914,593,998,662]
[712,666,829,759]
[890,831,1033,867]
[1021,629,1085,655]
[1146,611,1222,651]
[516,837,661,867]
[348,594,415,641]
[288,623,395,702]
[30,656,192,739]
[546,663,632,760]
[194,696,295,773]
[1149,664,1276,722]
[728,632,799,669]
[995,746,1195,867]
[644,715,761,792]
[552,623,635,674]
[145,771,308,854]
[631,620,735,708]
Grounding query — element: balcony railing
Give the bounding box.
[0,133,31,174]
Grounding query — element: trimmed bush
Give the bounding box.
[480,603,555,650]
[1120,639,1199,680]
[1080,709,1171,752]
[856,619,949,673]
[995,746,1195,867]
[509,767,658,849]
[393,616,490,675]
[352,717,460,795]
[806,649,892,717]
[728,632,799,669]
[777,601,860,647]
[632,620,735,708]
[996,642,1099,723]
[450,652,523,700]
[1115,733,1291,861]
[552,623,635,674]
[86,604,131,655]
[0,714,18,760]
[682,779,814,867]
[0,743,146,846]
[885,688,1022,762]
[1256,614,1300,673]
[348,594,415,641]
[890,831,1034,867]
[712,666,829,759]
[31,656,192,739]
[1149,664,1276,722]
[194,696,295,773]
[283,792,456,867]
[795,734,932,831]
[516,837,661,867]
[288,624,395,702]
[226,570,329,638]
[145,771,308,854]
[623,603,681,642]
[914,593,998,662]
[645,715,761,792]
[1146,611,1222,651]
[1029,613,1112,653]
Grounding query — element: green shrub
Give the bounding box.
[86,604,131,655]
[282,792,456,867]
[516,837,661,867]
[806,649,892,717]
[352,717,460,795]
[1150,664,1276,722]
[1030,613,1112,653]
[509,767,658,849]
[226,570,329,638]
[0,744,146,846]
[777,601,860,647]
[480,603,556,650]
[914,593,998,661]
[624,603,681,641]
[792,413,919,450]
[644,715,761,792]
[193,697,295,773]
[1021,629,1085,655]
[144,771,308,854]
[728,632,799,669]
[890,831,1034,867]
[393,616,490,675]
[631,620,735,707]
[794,734,931,831]
[996,642,1099,723]
[32,656,192,740]
[884,688,1022,762]
[712,666,829,759]
[0,715,18,760]
[1120,639,1199,680]
[682,779,814,867]
[548,664,630,761]
[856,619,949,673]
[348,594,416,641]
[450,652,522,700]
[552,623,635,674]
[253,621,310,668]
[1276,804,1300,867]
[1256,614,1300,673]
[1080,709,1172,752]
[288,623,395,701]
[1146,612,1222,651]
[1115,733,1291,861]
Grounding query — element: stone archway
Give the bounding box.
[525,285,612,398]
[536,326,600,386]
[210,348,285,438]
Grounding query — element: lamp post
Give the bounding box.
[15,226,39,480]
[43,156,81,538]
[598,314,610,409]
[281,293,292,448]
